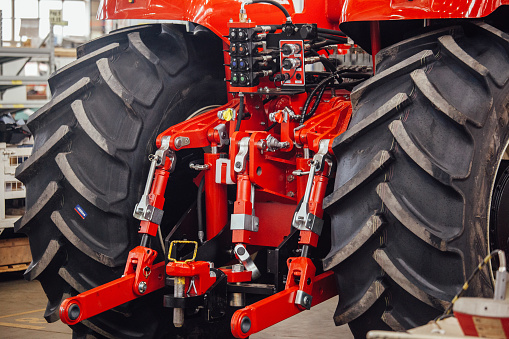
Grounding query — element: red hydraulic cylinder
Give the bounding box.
[139,158,173,236]
[299,174,329,248]
[232,173,253,244]
[204,153,227,240]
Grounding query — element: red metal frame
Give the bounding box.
[230,270,338,338]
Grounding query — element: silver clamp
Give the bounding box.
[133,136,175,222]
[231,184,259,231]
[234,244,261,280]
[295,290,312,310]
[214,124,230,148]
[234,137,250,173]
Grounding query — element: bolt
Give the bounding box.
[236,246,246,256]
[138,281,147,294]
[235,161,242,168]
[174,138,181,149]
[287,191,295,197]
[287,175,295,182]
[303,296,310,305]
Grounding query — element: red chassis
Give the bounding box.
[59,79,352,335]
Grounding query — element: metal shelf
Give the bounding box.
[0,101,47,109]
[0,47,52,65]
[0,76,49,92]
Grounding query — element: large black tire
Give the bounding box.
[15,24,226,338]
[323,22,509,337]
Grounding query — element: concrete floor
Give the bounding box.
[0,271,354,338]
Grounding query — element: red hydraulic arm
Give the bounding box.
[60,248,165,325]
[230,270,337,338]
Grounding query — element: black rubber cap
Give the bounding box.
[241,316,251,334]
[68,303,81,321]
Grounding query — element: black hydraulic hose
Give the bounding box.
[197,176,205,244]
[319,57,336,73]
[248,0,292,22]
[235,93,245,132]
[317,33,348,44]
[317,27,347,37]
[335,72,372,79]
[300,74,334,123]
[309,39,337,50]
[302,79,332,122]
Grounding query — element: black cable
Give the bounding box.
[335,72,372,79]
[248,0,292,22]
[300,74,335,123]
[197,176,205,244]
[302,78,332,122]
[265,122,277,131]
[310,39,337,50]
[317,33,348,43]
[319,57,336,73]
[317,27,347,37]
[235,94,245,132]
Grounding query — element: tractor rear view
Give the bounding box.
[15,0,509,338]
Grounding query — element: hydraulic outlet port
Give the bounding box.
[282,43,302,56]
[282,57,302,70]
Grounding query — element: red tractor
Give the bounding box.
[15,0,509,337]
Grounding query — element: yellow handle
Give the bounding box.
[168,240,198,264]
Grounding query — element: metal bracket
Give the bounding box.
[216,158,235,184]
[304,213,323,236]
[295,290,312,310]
[234,137,250,173]
[313,139,330,172]
[231,214,259,232]
[234,244,261,280]
[214,124,230,148]
[144,205,164,225]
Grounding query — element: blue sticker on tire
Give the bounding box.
[75,204,87,219]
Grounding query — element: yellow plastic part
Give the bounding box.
[168,240,198,264]
[222,108,234,121]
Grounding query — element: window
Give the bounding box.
[0,0,89,45]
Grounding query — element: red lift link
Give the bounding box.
[60,248,165,325]
[230,271,338,338]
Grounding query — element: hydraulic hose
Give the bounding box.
[235,93,245,132]
[300,74,335,123]
[246,0,292,22]
[197,176,205,244]
[302,78,332,122]
[317,27,347,37]
[317,33,348,44]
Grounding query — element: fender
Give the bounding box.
[99,0,509,37]
[97,0,310,42]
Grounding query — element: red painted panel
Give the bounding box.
[99,0,509,41]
